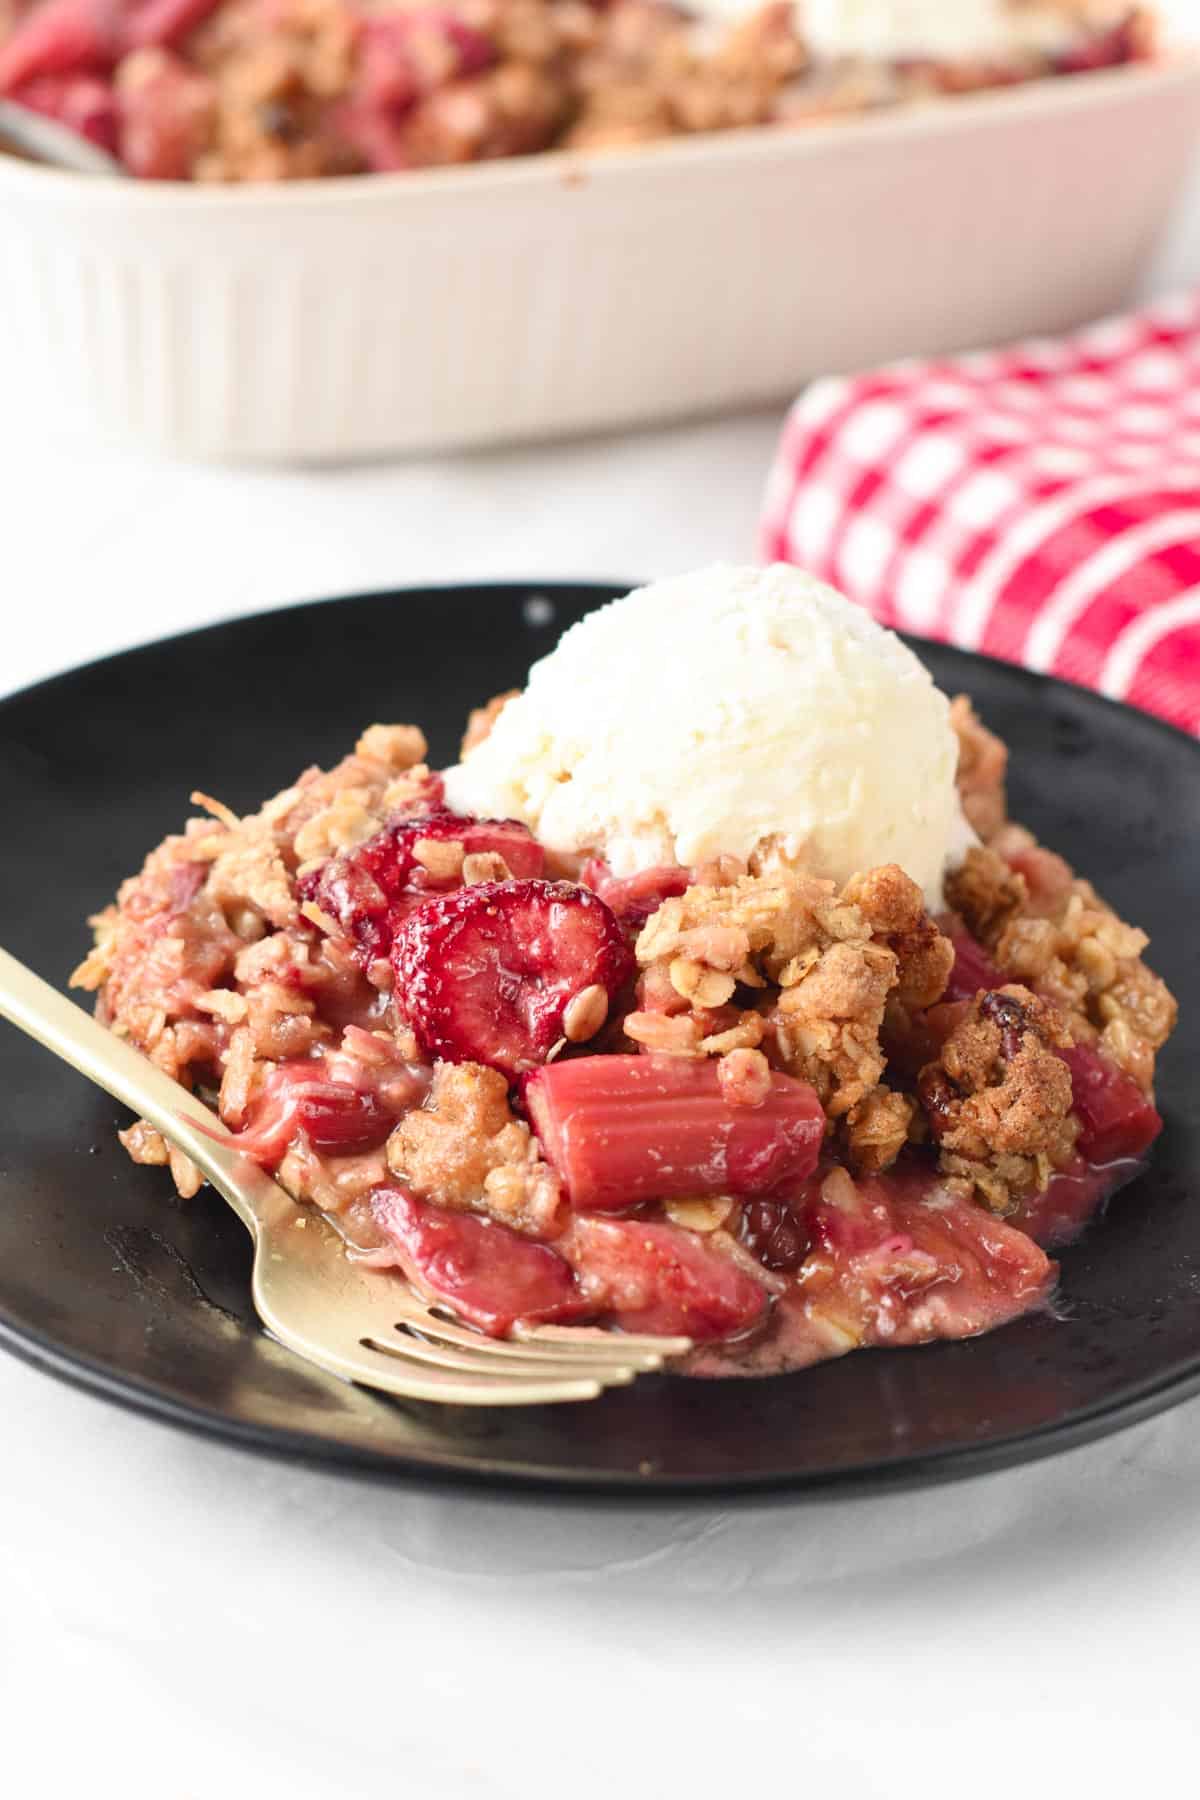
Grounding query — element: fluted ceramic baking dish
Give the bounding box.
[0,57,1197,463]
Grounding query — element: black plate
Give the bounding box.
[1,583,1197,1497]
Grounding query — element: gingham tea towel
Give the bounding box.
[760,292,1200,736]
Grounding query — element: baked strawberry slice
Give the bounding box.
[581,858,691,927]
[230,1061,402,1165]
[524,1054,825,1210]
[392,810,544,888]
[370,1187,588,1336]
[1060,1042,1163,1165]
[564,1214,768,1340]
[393,880,632,1078]
[298,808,543,967]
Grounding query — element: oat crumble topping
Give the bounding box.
[72,671,1176,1375]
[0,0,1158,182]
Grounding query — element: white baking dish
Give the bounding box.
[1,58,1198,463]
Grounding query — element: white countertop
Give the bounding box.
[4,168,1200,1800]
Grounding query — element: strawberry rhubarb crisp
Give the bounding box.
[0,0,1158,181]
[75,567,1177,1377]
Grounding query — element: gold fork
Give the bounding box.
[0,946,690,1405]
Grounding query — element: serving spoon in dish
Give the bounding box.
[0,100,126,176]
[0,945,690,1405]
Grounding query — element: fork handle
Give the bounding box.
[0,944,262,1235]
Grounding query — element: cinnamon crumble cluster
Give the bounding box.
[386,1060,563,1235]
[608,693,1173,1218]
[945,700,1177,1096]
[918,986,1077,1211]
[75,719,440,1195]
[630,857,939,1128]
[628,851,1074,1209]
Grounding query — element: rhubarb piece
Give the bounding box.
[231,1060,403,1166]
[370,1187,587,1335]
[0,0,114,92]
[116,49,215,179]
[823,1171,1055,1332]
[393,880,632,1078]
[1008,1153,1114,1249]
[355,13,417,115]
[120,0,222,53]
[942,931,1004,1003]
[291,1085,398,1157]
[1056,18,1145,75]
[1061,1042,1162,1165]
[359,9,493,103]
[332,8,495,172]
[328,92,411,174]
[881,994,970,1082]
[0,0,224,91]
[565,1214,768,1340]
[299,809,544,968]
[777,1166,1055,1359]
[165,858,209,914]
[12,71,119,148]
[524,1054,825,1211]
[582,858,691,927]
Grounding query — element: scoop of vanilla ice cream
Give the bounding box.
[803,0,1008,60]
[800,0,1084,61]
[444,565,967,907]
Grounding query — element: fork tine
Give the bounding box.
[0,943,686,1411]
[395,1294,672,1371]
[516,1320,694,1357]
[254,1226,681,1404]
[281,1329,609,1405]
[252,1267,610,1403]
[355,1340,608,1406]
[381,1321,641,1386]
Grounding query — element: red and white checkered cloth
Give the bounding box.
[760,292,1200,736]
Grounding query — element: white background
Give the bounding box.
[3,152,1200,1800]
